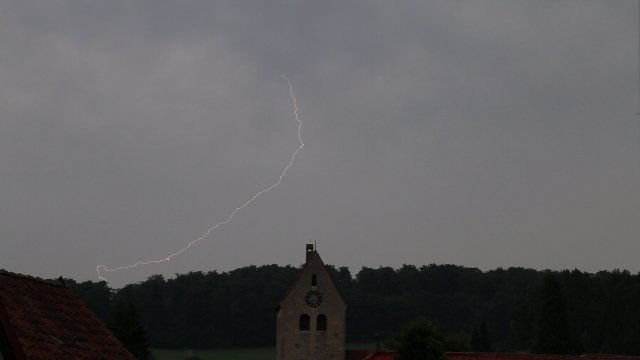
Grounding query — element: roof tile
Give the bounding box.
[0,270,135,360]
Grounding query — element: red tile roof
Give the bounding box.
[346,352,640,360]
[445,353,640,360]
[0,270,135,360]
[346,349,376,360]
[363,351,396,360]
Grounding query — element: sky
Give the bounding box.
[0,1,638,287]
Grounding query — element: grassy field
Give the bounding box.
[153,343,374,360]
[153,347,275,360]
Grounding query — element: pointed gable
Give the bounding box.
[276,244,347,360]
[279,246,347,309]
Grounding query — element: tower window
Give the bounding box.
[299,314,310,331]
[317,314,327,331]
[311,274,317,287]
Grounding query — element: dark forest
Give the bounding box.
[66,264,640,354]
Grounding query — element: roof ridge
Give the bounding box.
[0,269,66,287]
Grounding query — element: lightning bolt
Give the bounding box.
[96,77,304,281]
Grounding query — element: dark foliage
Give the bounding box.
[532,273,573,354]
[471,322,491,352]
[65,279,113,324]
[109,301,152,360]
[67,265,640,354]
[389,317,445,360]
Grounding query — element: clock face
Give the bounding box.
[305,290,323,308]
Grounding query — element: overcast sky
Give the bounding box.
[1,1,638,286]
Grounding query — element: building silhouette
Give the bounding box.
[276,244,347,360]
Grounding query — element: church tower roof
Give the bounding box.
[278,243,347,308]
[276,244,347,360]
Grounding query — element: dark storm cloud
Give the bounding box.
[0,1,638,286]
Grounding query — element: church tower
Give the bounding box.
[276,244,347,360]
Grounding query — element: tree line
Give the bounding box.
[65,264,640,354]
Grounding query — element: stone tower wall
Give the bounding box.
[276,247,346,360]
